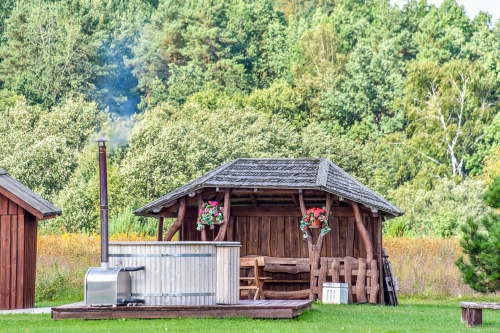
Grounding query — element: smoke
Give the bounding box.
[89,111,137,150]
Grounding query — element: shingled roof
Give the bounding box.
[0,168,61,219]
[134,158,403,217]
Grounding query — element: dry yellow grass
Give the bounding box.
[35,234,475,300]
[384,237,475,298]
[36,233,158,301]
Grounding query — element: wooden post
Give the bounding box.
[356,258,367,303]
[331,258,340,283]
[157,217,164,241]
[214,189,231,241]
[318,258,328,301]
[351,201,373,262]
[299,191,315,300]
[370,259,379,304]
[164,197,186,241]
[344,257,353,303]
[377,215,384,305]
[197,193,207,241]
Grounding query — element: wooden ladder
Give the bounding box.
[382,249,399,306]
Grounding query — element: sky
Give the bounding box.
[390,0,500,24]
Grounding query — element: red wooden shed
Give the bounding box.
[0,169,61,310]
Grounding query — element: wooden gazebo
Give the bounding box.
[134,158,403,304]
[0,169,61,309]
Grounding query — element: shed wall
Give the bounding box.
[0,193,37,310]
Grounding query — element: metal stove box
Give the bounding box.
[85,267,131,306]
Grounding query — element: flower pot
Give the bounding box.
[201,216,220,225]
[309,219,323,228]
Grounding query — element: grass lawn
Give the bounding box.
[1,299,500,332]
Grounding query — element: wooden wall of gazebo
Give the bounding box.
[158,188,384,305]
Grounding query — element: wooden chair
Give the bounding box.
[239,259,272,300]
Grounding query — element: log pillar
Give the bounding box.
[351,201,373,262]
[299,191,332,301]
[214,189,231,241]
[198,193,207,241]
[157,217,164,241]
[164,197,186,241]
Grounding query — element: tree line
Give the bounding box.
[0,0,499,237]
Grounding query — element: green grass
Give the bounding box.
[1,299,500,332]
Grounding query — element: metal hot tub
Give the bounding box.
[108,241,240,305]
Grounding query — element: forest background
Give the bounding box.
[1,0,500,240]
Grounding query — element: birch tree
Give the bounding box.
[405,60,496,177]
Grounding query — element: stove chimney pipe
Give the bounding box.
[97,138,109,268]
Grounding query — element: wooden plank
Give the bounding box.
[264,264,310,274]
[339,218,347,258]
[0,215,11,309]
[331,258,340,283]
[16,216,24,309]
[344,257,353,304]
[260,217,271,256]
[0,187,44,220]
[356,258,367,303]
[0,194,8,215]
[346,217,355,257]
[330,217,339,257]
[248,217,260,255]
[265,258,309,265]
[370,259,379,304]
[263,289,310,300]
[461,302,500,310]
[238,217,248,257]
[275,217,286,292]
[7,200,17,215]
[25,214,37,308]
[226,216,234,241]
[318,258,328,300]
[10,215,17,309]
[240,256,266,267]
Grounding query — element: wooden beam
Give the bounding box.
[352,201,373,262]
[38,214,57,221]
[231,189,325,195]
[290,194,299,207]
[215,192,224,204]
[214,189,231,241]
[164,197,186,241]
[249,193,258,206]
[263,289,310,300]
[160,206,366,218]
[157,217,164,241]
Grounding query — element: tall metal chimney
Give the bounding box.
[97,138,109,268]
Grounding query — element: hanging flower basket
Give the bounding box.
[300,207,331,238]
[196,201,224,231]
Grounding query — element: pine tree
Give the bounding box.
[456,177,500,293]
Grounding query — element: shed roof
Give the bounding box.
[134,158,403,217]
[0,168,61,219]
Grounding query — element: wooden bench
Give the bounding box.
[461,302,500,327]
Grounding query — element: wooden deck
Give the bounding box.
[51,300,313,320]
